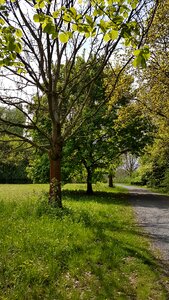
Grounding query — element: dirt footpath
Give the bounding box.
[121,185,169,261]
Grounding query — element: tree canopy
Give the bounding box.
[133,0,169,191]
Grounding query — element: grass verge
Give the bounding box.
[0,183,168,299]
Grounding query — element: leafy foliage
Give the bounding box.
[135,0,169,191]
[0,0,156,67]
[0,106,29,183]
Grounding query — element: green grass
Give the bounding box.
[0,183,168,299]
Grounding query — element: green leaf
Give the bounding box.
[38,1,45,8]
[63,13,71,23]
[133,49,141,56]
[127,0,138,9]
[34,0,45,9]
[85,32,90,38]
[33,13,45,23]
[133,55,140,67]
[103,30,118,42]
[15,28,22,38]
[99,20,107,32]
[76,14,83,22]
[59,32,69,43]
[7,39,16,51]
[133,46,150,67]
[112,16,123,25]
[123,11,129,18]
[72,24,78,31]
[85,15,93,26]
[33,14,40,22]
[52,31,58,39]
[142,46,150,60]
[140,56,146,68]
[52,10,60,18]
[9,52,16,60]
[0,18,5,25]
[69,7,77,17]
[42,22,55,34]
[93,9,99,17]
[15,42,22,53]
[93,8,103,17]
[109,30,118,40]
[104,33,111,42]
[133,54,146,68]
[91,28,96,37]
[17,68,23,74]
[124,38,131,46]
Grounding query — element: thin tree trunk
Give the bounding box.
[86,167,93,195]
[108,173,114,187]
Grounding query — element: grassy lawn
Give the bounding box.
[0,183,168,299]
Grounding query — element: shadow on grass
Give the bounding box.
[62,188,129,204]
[33,190,169,298]
[1,189,169,298]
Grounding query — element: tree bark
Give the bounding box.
[49,155,62,208]
[86,167,93,195]
[48,121,63,208]
[108,173,114,188]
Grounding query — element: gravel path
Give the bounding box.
[119,185,169,261]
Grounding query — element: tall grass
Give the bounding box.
[0,183,168,299]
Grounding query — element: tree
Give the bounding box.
[0,106,29,183]
[137,139,169,190]
[62,66,155,193]
[68,105,116,194]
[121,153,138,178]
[135,0,169,129]
[134,0,169,191]
[136,0,169,123]
[26,153,49,183]
[0,0,158,207]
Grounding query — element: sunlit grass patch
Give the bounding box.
[0,183,48,203]
[0,183,168,299]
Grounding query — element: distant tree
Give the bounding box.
[0,106,29,183]
[113,102,154,154]
[138,140,169,190]
[26,153,49,184]
[64,68,155,193]
[108,160,120,187]
[121,153,139,178]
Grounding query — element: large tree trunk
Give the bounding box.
[86,167,93,195]
[48,121,63,208]
[108,173,114,188]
